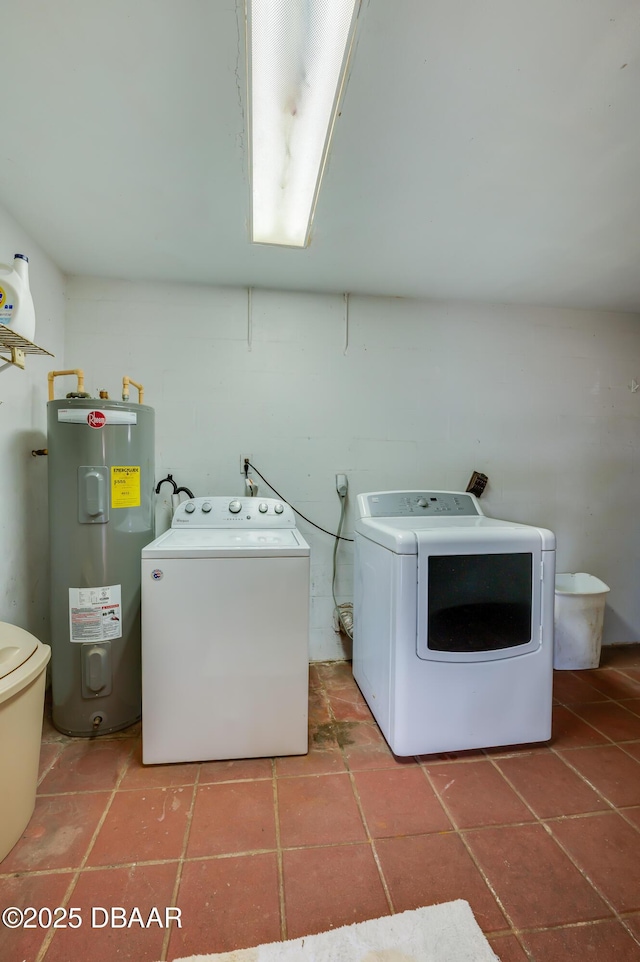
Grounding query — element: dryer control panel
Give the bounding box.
[172,497,296,527]
[357,490,483,519]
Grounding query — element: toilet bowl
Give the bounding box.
[0,622,51,862]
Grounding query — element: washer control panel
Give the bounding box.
[172,497,295,527]
[357,490,483,519]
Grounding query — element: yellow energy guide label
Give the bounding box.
[111,465,141,508]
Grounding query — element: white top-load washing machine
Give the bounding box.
[141,497,310,764]
[353,491,556,756]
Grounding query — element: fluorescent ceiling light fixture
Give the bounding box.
[248,0,359,247]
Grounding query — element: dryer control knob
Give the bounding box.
[228,499,242,514]
[201,501,212,513]
[274,502,284,514]
[258,502,268,513]
[417,498,428,508]
[185,502,196,514]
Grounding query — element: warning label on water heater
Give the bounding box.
[69,585,122,643]
[111,465,141,508]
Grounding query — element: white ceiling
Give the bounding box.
[2,0,639,311]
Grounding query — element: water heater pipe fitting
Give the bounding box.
[122,376,144,404]
[48,369,86,401]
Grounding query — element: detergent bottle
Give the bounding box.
[0,254,36,342]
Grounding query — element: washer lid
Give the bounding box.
[0,622,39,680]
[142,526,310,558]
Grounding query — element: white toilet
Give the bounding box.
[0,622,51,861]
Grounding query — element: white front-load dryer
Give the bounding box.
[353,491,556,756]
[141,497,310,764]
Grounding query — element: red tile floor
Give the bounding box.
[2,647,640,962]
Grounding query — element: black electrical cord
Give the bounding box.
[155,475,195,499]
[155,474,177,495]
[246,461,354,542]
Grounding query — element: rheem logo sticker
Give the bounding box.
[87,411,107,429]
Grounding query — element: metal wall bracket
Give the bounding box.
[0,323,53,370]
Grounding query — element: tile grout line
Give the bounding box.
[20,662,640,960]
[552,693,640,748]
[549,693,640,833]
[553,704,616,745]
[558,669,636,704]
[344,765,396,916]
[272,757,288,942]
[562,699,640,742]
[317,659,637,950]
[617,739,640,759]
[416,763,522,948]
[573,667,640,704]
[140,738,639,784]
[486,718,640,949]
[423,728,636,951]
[32,871,82,962]
[542,703,640,948]
[159,762,202,962]
[546,744,640,834]
[35,737,138,962]
[35,741,64,788]
[320,668,396,917]
[535,815,640,949]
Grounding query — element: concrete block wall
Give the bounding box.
[63,277,640,659]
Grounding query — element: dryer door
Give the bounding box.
[416,527,545,663]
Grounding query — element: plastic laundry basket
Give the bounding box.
[553,573,610,670]
[0,622,51,862]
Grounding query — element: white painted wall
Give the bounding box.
[0,212,634,660]
[63,278,640,659]
[0,203,66,639]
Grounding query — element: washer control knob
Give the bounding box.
[201,501,212,513]
[417,498,428,508]
[274,502,284,514]
[185,502,196,514]
[258,502,268,513]
[228,499,242,514]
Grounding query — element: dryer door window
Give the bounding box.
[426,552,533,653]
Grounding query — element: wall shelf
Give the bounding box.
[0,323,53,370]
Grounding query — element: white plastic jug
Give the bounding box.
[0,254,36,342]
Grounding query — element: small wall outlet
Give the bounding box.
[240,455,252,474]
